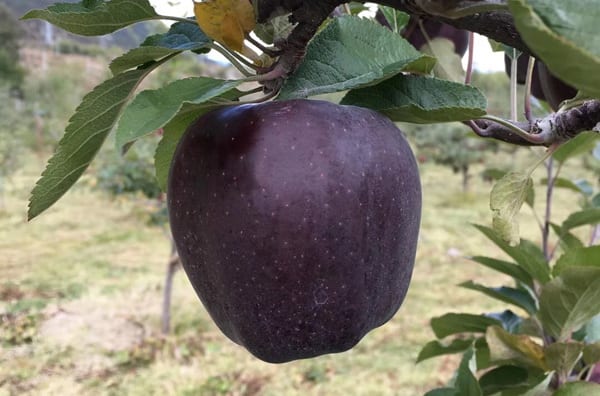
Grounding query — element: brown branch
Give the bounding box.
[376,0,530,53]
[470,100,600,146]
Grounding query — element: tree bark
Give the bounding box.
[161,238,180,335]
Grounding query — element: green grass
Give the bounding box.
[0,150,594,395]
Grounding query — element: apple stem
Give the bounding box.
[480,115,545,144]
[245,34,283,58]
[161,239,180,335]
[510,51,519,122]
[524,56,535,123]
[464,32,474,85]
[155,15,196,25]
[208,44,255,77]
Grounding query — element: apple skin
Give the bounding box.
[536,62,578,111]
[406,19,469,56]
[167,99,421,363]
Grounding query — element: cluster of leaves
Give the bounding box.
[23,0,491,220]
[422,135,600,395]
[94,136,168,226]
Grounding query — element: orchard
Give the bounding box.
[16,0,600,394]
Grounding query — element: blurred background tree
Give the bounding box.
[0,4,25,91]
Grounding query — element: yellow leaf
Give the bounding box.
[194,0,256,52]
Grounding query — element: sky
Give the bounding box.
[149,1,505,73]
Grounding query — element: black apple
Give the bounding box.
[405,18,469,56]
[536,62,578,111]
[167,99,421,363]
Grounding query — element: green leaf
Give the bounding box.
[586,315,600,343]
[469,256,534,288]
[110,47,179,76]
[253,13,295,45]
[486,310,523,334]
[420,38,465,83]
[474,225,550,283]
[21,0,158,36]
[561,208,600,232]
[115,78,241,149]
[519,373,553,396]
[593,193,600,208]
[459,281,537,315]
[552,132,600,164]
[341,74,487,123]
[550,223,585,251]
[378,6,410,33]
[485,326,547,370]
[454,347,482,396]
[538,266,600,340]
[28,67,157,220]
[141,21,211,51]
[478,365,529,396]
[544,342,584,376]
[431,313,501,339]
[109,22,212,76]
[154,102,221,192]
[424,347,483,396]
[507,0,600,97]
[417,338,475,363]
[554,381,600,396]
[490,171,534,246]
[583,342,600,364]
[278,16,435,99]
[424,388,457,396]
[553,246,600,275]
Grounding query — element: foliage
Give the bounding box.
[94,135,168,226]
[95,137,162,200]
[421,136,600,394]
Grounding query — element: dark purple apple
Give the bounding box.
[167,99,421,363]
[536,62,578,111]
[405,18,469,56]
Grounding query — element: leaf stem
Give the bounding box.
[584,364,597,381]
[479,115,545,144]
[510,51,518,121]
[524,56,535,123]
[542,157,555,261]
[465,32,474,85]
[208,44,254,77]
[156,15,196,25]
[245,34,282,57]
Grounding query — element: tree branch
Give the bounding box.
[376,1,529,52]
[470,100,600,146]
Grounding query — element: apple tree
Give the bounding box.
[21,0,600,393]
